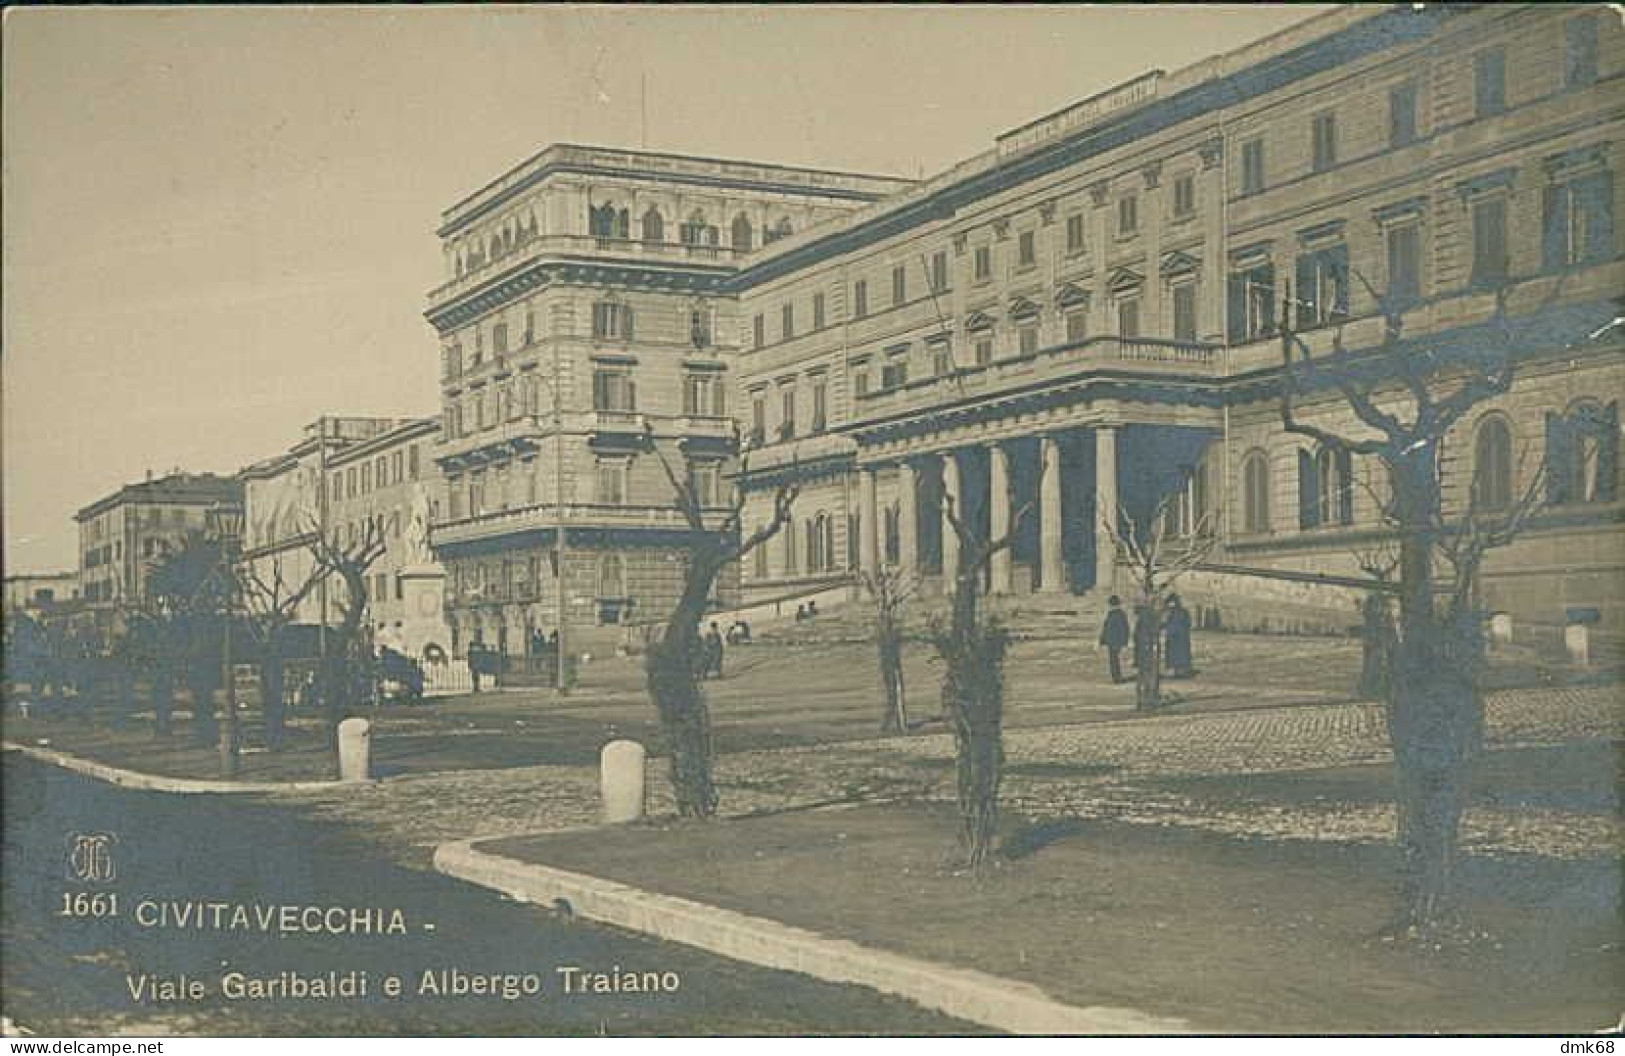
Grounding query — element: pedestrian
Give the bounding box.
[1098,595,1131,684]
[806,600,819,619]
[1164,594,1195,678]
[705,621,725,679]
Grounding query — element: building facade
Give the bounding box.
[241,416,448,658]
[424,144,911,658]
[728,2,1624,632]
[75,471,243,619]
[3,572,81,617]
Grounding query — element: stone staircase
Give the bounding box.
[755,588,1114,646]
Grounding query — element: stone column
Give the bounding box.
[1039,435,1065,593]
[897,461,919,579]
[940,451,962,585]
[1095,427,1118,592]
[988,443,1012,594]
[859,466,880,575]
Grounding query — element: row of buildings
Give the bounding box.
[48,3,1625,661]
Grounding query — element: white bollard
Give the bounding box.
[1489,612,1513,648]
[600,739,646,824]
[338,717,372,782]
[1565,623,1591,667]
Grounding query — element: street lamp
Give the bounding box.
[206,501,245,778]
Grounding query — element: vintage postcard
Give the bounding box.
[2,3,1621,1039]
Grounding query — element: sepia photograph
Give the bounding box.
[2,2,1621,1039]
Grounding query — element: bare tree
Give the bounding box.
[1277,271,1585,930]
[935,490,1032,869]
[644,431,798,817]
[1348,537,1400,702]
[859,565,918,734]
[239,553,328,751]
[305,517,386,767]
[1101,494,1218,710]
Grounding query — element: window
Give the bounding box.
[1299,446,1353,529]
[492,323,509,356]
[641,207,664,244]
[690,306,712,348]
[853,279,869,318]
[1295,243,1350,328]
[1065,307,1088,343]
[811,376,828,433]
[731,214,753,251]
[598,553,625,599]
[883,505,900,565]
[1172,174,1195,219]
[749,392,767,444]
[851,360,872,398]
[595,460,628,505]
[752,314,765,349]
[881,351,909,389]
[688,462,721,508]
[591,368,636,412]
[892,264,906,306]
[1566,14,1599,89]
[1242,451,1271,533]
[974,334,994,366]
[1118,195,1138,237]
[591,301,634,340]
[680,212,716,247]
[409,445,420,479]
[930,339,954,377]
[1474,47,1506,119]
[783,520,797,575]
[1543,170,1615,270]
[1017,230,1036,269]
[347,467,357,496]
[524,308,535,346]
[1066,213,1086,254]
[1389,81,1418,148]
[779,386,797,440]
[392,451,403,484]
[1547,401,1619,504]
[1311,112,1337,172]
[1172,281,1199,342]
[1385,222,1422,305]
[782,302,795,341]
[1471,196,1509,287]
[1241,139,1265,195]
[1018,322,1039,356]
[813,292,826,330]
[973,245,992,281]
[683,372,725,417]
[753,538,769,580]
[589,203,629,240]
[930,250,949,292]
[1473,416,1514,512]
[1116,297,1140,338]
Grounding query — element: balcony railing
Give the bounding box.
[429,502,734,547]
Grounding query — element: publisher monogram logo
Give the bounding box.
[66,832,118,883]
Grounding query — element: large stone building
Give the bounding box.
[728,2,1624,632]
[423,144,910,657]
[241,416,448,658]
[74,471,243,618]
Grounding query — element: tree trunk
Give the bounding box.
[935,571,1008,868]
[1358,593,1395,700]
[877,626,907,734]
[645,551,723,818]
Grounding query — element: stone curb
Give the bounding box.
[2,742,342,794]
[433,838,1195,1035]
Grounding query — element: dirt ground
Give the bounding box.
[490,802,1622,1035]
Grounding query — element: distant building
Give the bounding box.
[3,571,80,616]
[74,471,243,616]
[424,144,911,659]
[241,416,448,659]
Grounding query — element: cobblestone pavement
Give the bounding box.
[290,685,1621,864]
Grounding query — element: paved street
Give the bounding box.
[0,754,972,1036]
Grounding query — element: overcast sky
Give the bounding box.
[3,3,1322,573]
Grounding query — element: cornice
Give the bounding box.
[425,258,732,333]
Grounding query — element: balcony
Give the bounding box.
[436,418,547,468]
[428,234,748,307]
[585,409,647,440]
[429,502,735,549]
[676,415,737,445]
[852,334,1220,423]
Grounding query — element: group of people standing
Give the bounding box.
[1097,594,1196,685]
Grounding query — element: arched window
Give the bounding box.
[1472,415,1514,512]
[1547,400,1618,505]
[764,216,794,244]
[731,214,754,251]
[680,211,710,247]
[1242,450,1271,534]
[641,207,664,244]
[1299,444,1353,528]
[782,519,797,575]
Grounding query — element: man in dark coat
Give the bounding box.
[1098,595,1131,684]
[1164,595,1195,678]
